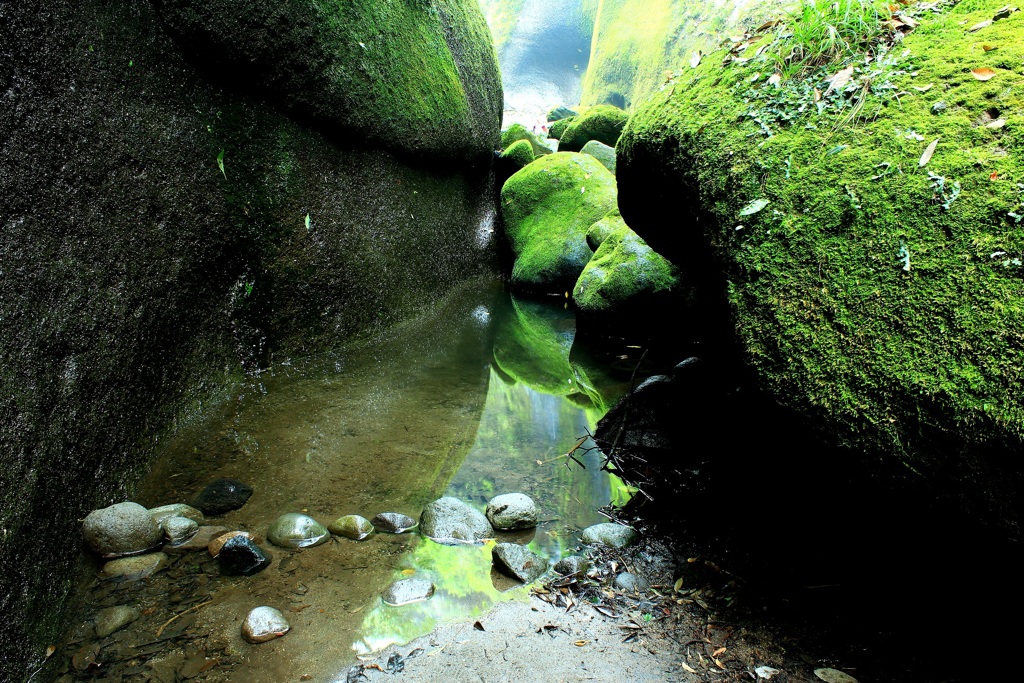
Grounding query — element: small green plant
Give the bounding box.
[769,0,892,77]
[1008,184,1024,224]
[217,149,226,179]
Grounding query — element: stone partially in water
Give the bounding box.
[149,503,205,527]
[581,523,638,549]
[485,493,537,531]
[94,605,141,638]
[382,578,435,606]
[164,525,230,553]
[492,543,548,583]
[82,502,163,558]
[242,606,290,644]
[267,513,330,549]
[192,478,253,515]
[218,536,271,576]
[327,515,374,541]
[162,516,199,546]
[371,512,417,533]
[553,555,591,576]
[208,530,253,557]
[99,552,168,581]
[419,497,492,544]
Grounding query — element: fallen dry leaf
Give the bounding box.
[971,67,996,80]
[690,51,702,68]
[982,44,998,51]
[919,138,939,167]
[682,661,698,673]
[912,84,933,92]
[991,171,999,180]
[824,65,855,95]
[968,19,993,31]
[767,73,781,88]
[712,647,727,657]
[574,640,590,646]
[45,646,55,659]
[714,657,726,669]
[987,118,1006,129]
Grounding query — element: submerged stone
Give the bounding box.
[382,577,435,606]
[192,478,253,515]
[99,552,168,581]
[218,536,271,576]
[242,606,290,644]
[94,605,140,638]
[164,525,230,553]
[419,497,492,544]
[371,512,417,533]
[267,513,330,549]
[162,516,199,546]
[327,515,374,541]
[485,493,537,531]
[82,502,163,558]
[149,503,205,527]
[491,542,548,584]
[581,523,638,549]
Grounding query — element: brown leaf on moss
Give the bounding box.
[982,44,998,51]
[919,139,939,167]
[971,67,996,80]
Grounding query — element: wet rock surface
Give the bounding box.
[149,503,205,527]
[162,516,199,546]
[267,513,331,549]
[382,578,436,606]
[191,478,253,515]
[207,530,252,557]
[328,515,374,540]
[419,497,492,544]
[82,502,163,558]
[217,536,271,576]
[164,525,230,554]
[371,512,417,533]
[485,493,537,530]
[491,542,548,583]
[241,606,290,644]
[93,605,140,638]
[99,552,169,582]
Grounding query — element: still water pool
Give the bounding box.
[65,276,647,682]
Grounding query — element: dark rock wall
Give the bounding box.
[0,1,501,680]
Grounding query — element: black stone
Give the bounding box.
[192,478,253,515]
[218,536,271,576]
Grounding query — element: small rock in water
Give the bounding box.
[99,552,168,581]
[208,530,253,557]
[371,512,417,533]
[382,577,435,606]
[218,535,272,576]
[327,515,374,540]
[164,525,230,553]
[267,513,330,549]
[553,555,591,576]
[492,542,548,583]
[94,605,141,637]
[82,502,163,558]
[192,478,253,515]
[241,606,290,643]
[149,503,205,526]
[419,497,492,544]
[485,493,537,531]
[581,522,638,549]
[162,516,199,546]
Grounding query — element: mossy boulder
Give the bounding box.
[547,105,578,122]
[501,123,553,156]
[548,116,576,140]
[500,152,617,293]
[572,213,679,316]
[496,138,537,185]
[557,104,629,152]
[580,140,616,174]
[616,0,1024,532]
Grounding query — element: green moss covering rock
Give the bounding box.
[500,152,617,292]
[557,105,629,152]
[617,0,1024,532]
[501,123,554,156]
[548,116,576,140]
[547,105,578,122]
[573,213,678,315]
[580,140,616,174]
[500,139,536,168]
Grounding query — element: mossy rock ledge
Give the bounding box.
[616,0,1024,534]
[500,152,618,293]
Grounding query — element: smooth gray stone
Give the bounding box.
[614,572,648,593]
[492,542,547,583]
[419,497,492,544]
[371,512,417,533]
[99,552,168,581]
[162,516,199,546]
[581,523,638,549]
[94,605,141,637]
[382,578,435,606]
[327,515,374,540]
[553,555,591,576]
[485,493,537,531]
[149,503,205,527]
[241,606,290,643]
[267,513,330,549]
[581,140,616,174]
[82,502,163,558]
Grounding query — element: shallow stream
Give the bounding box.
[58,276,648,683]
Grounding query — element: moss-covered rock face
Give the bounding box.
[0,0,502,679]
[500,152,617,292]
[573,214,679,314]
[547,105,578,122]
[580,139,616,174]
[617,0,1024,534]
[500,139,537,168]
[557,104,629,152]
[548,116,576,140]
[154,0,502,162]
[501,123,554,156]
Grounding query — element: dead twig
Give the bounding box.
[155,600,213,638]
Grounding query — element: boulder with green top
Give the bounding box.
[548,116,576,140]
[500,152,617,293]
[557,105,629,152]
[572,213,679,317]
[496,139,536,183]
[500,123,553,157]
[547,105,578,122]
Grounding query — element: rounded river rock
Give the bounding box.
[419,497,492,544]
[267,513,330,549]
[242,606,290,643]
[485,493,537,530]
[82,502,163,558]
